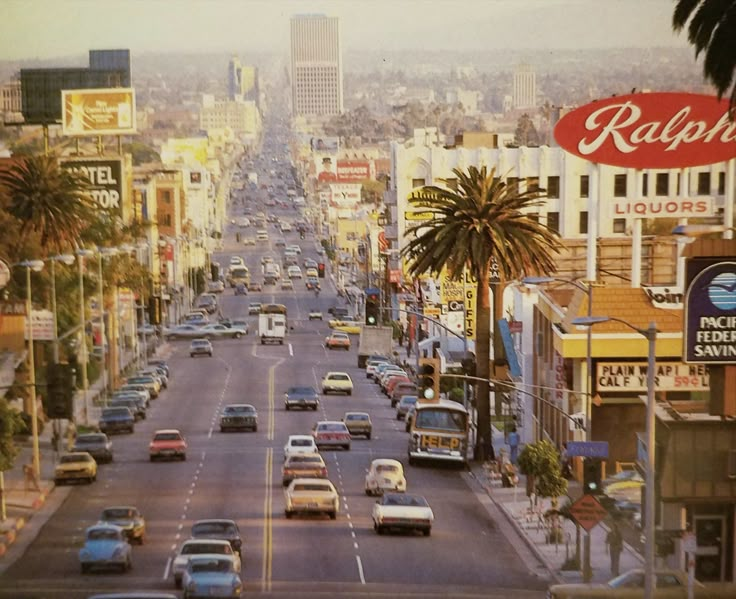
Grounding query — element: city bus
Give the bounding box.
[407,400,470,467]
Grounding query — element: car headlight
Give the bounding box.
[112,547,126,558]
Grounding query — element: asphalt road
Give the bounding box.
[0,135,550,599]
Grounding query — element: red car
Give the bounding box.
[325,332,351,350]
[149,429,187,461]
[390,382,418,408]
[383,374,411,396]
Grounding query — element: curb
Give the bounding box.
[0,516,26,558]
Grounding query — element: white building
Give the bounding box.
[513,63,536,110]
[290,14,344,117]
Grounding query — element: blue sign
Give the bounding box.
[566,441,609,459]
[497,319,521,377]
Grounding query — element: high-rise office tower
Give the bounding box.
[290,14,343,116]
[513,63,537,110]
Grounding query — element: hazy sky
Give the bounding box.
[1,0,691,60]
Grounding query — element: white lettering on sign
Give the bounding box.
[596,361,710,392]
[644,286,683,310]
[578,102,736,156]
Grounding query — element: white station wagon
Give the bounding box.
[321,372,353,395]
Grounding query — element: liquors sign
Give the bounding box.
[554,92,736,168]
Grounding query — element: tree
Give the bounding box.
[514,114,540,147]
[0,398,25,471]
[517,439,568,525]
[0,155,97,255]
[401,166,563,460]
[673,1,736,116]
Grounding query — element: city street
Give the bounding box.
[0,203,550,598]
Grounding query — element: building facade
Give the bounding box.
[513,63,536,110]
[290,14,343,117]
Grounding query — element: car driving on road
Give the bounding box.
[321,372,353,395]
[284,386,320,411]
[219,404,258,432]
[149,429,187,461]
[172,539,241,589]
[372,493,433,536]
[189,338,213,357]
[284,478,339,520]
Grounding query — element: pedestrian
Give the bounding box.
[406,342,412,358]
[397,324,404,347]
[606,521,624,576]
[560,442,572,479]
[507,426,520,464]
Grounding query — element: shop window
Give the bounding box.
[656,173,669,196]
[614,174,627,197]
[546,176,560,198]
[580,175,589,198]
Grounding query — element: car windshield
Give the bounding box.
[60,454,88,463]
[192,340,209,347]
[318,423,347,432]
[192,522,237,536]
[224,405,255,414]
[87,529,120,541]
[182,543,230,555]
[346,414,367,421]
[329,374,349,381]
[154,432,182,441]
[288,387,315,395]
[102,508,135,519]
[376,464,399,473]
[103,408,130,417]
[75,435,105,444]
[383,494,428,507]
[190,558,232,573]
[401,397,418,405]
[290,438,314,447]
[415,409,467,432]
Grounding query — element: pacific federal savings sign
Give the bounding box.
[684,261,736,364]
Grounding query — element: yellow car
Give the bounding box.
[54,452,98,485]
[328,320,362,335]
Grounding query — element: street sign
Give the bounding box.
[569,494,608,532]
[567,441,609,459]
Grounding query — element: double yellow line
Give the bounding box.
[262,360,281,591]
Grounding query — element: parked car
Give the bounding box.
[190,519,242,555]
[207,280,225,294]
[54,452,97,485]
[79,524,132,573]
[396,395,418,420]
[372,493,433,536]
[99,407,135,435]
[110,397,146,421]
[312,421,351,451]
[181,554,242,599]
[219,404,258,432]
[189,338,213,357]
[365,459,406,496]
[248,302,262,315]
[282,454,328,486]
[284,478,339,520]
[98,506,146,545]
[149,429,187,461]
[171,539,241,589]
[343,412,372,439]
[72,433,113,464]
[321,372,353,395]
[284,386,320,411]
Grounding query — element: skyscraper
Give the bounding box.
[290,14,343,116]
[513,63,537,110]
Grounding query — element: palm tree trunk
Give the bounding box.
[475,267,492,461]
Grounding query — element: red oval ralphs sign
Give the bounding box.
[554,93,736,168]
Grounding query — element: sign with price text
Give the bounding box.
[596,361,709,392]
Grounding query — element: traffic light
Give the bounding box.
[583,458,602,495]
[418,358,440,402]
[148,296,161,326]
[46,363,76,420]
[364,287,380,326]
[317,263,325,278]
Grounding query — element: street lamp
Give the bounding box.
[572,315,658,599]
[49,254,76,363]
[522,276,594,441]
[97,247,118,399]
[17,259,45,478]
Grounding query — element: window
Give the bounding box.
[580,175,589,198]
[656,173,669,196]
[507,176,519,189]
[613,218,626,233]
[614,174,627,197]
[642,173,648,196]
[160,190,171,203]
[579,211,588,234]
[547,212,560,233]
[526,177,540,192]
[546,176,560,198]
[697,172,711,195]
[718,172,725,195]
[411,178,425,188]
[162,214,171,227]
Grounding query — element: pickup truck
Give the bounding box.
[546,568,736,598]
[284,478,339,520]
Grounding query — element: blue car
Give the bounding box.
[182,554,242,599]
[79,523,132,574]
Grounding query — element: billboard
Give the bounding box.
[311,136,339,152]
[161,137,209,167]
[316,154,338,182]
[60,158,123,214]
[554,92,736,169]
[337,160,371,182]
[62,88,136,136]
[684,260,736,364]
[596,361,709,392]
[329,183,361,208]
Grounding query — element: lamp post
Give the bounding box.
[572,315,657,599]
[97,247,118,401]
[18,260,45,478]
[76,249,94,425]
[522,276,594,441]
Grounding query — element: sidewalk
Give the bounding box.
[0,340,173,561]
[469,426,644,585]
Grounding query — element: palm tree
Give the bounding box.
[673,0,736,115]
[0,155,97,255]
[401,166,563,460]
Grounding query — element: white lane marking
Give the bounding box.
[177,524,183,531]
[163,557,172,580]
[351,531,356,539]
[288,343,294,357]
[356,555,366,584]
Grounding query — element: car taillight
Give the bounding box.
[320,468,327,476]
